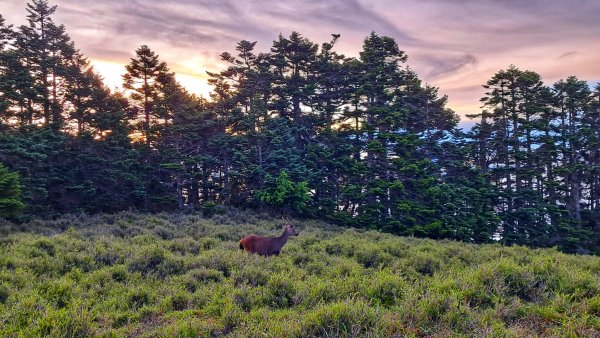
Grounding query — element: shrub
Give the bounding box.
[303,260,326,275]
[35,305,92,337]
[304,279,339,307]
[153,226,175,240]
[354,244,393,268]
[111,265,128,282]
[181,268,223,292]
[201,201,225,218]
[220,303,245,333]
[189,267,224,283]
[61,251,95,273]
[195,251,239,277]
[94,245,124,266]
[169,237,201,255]
[37,279,74,308]
[128,246,165,273]
[292,251,312,266]
[365,271,405,306]
[588,294,600,316]
[234,266,269,287]
[1,212,600,337]
[407,252,443,276]
[0,284,8,304]
[325,239,355,257]
[127,287,154,310]
[232,286,261,312]
[158,316,222,338]
[128,246,186,277]
[200,237,218,250]
[33,238,56,256]
[300,300,377,337]
[169,292,190,311]
[266,273,298,308]
[484,261,540,301]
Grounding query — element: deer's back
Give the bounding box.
[240,235,279,255]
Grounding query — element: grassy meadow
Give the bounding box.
[0,211,599,337]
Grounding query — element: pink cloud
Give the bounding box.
[1,0,599,124]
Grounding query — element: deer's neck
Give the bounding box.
[275,231,290,249]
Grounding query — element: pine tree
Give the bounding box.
[476,66,548,245]
[0,162,25,218]
[1,1,79,129]
[123,45,174,146]
[0,15,11,48]
[0,50,38,124]
[24,0,57,124]
[305,34,354,218]
[269,32,318,152]
[586,84,600,250]
[470,67,598,251]
[0,13,38,124]
[157,90,215,210]
[351,32,407,227]
[553,76,591,222]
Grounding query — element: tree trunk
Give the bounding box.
[189,173,199,211]
[176,174,184,210]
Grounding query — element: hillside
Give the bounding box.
[4,1,600,254]
[1,211,599,337]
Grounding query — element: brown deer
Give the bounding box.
[239,223,299,256]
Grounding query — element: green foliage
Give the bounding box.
[0,212,599,337]
[0,284,8,304]
[0,0,599,255]
[122,44,176,145]
[258,171,310,215]
[200,201,225,218]
[0,128,146,215]
[0,162,24,218]
[300,300,377,337]
[470,67,600,253]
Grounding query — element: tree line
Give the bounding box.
[1,1,599,254]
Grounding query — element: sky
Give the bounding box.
[2,0,600,127]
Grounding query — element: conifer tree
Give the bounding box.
[0,162,24,218]
[269,32,318,152]
[123,45,174,145]
[0,15,11,48]
[2,0,600,253]
[553,76,591,222]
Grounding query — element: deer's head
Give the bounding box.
[283,223,299,236]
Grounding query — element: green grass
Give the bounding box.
[1,211,599,337]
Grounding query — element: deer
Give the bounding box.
[239,223,299,256]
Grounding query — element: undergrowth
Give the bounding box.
[0,210,599,337]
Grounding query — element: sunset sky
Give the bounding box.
[2,0,599,127]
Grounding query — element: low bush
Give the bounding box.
[0,284,8,304]
[299,300,377,337]
[0,211,598,337]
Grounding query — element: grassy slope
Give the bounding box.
[0,211,599,337]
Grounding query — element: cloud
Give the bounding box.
[420,53,477,79]
[85,49,131,61]
[257,0,421,46]
[558,52,577,60]
[58,0,254,46]
[1,0,600,121]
